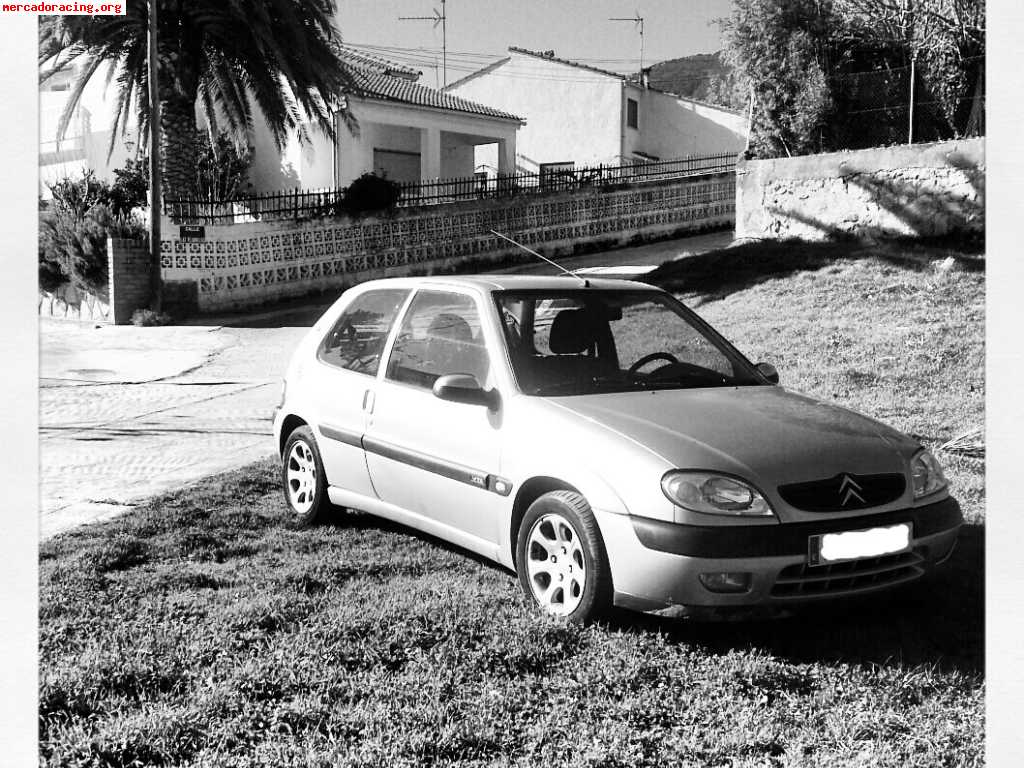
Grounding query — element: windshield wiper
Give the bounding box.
[531,375,632,395]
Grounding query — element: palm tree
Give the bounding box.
[39,0,355,199]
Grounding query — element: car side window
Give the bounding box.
[317,289,409,376]
[386,290,490,389]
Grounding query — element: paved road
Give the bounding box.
[39,230,732,538]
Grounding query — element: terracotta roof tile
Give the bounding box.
[347,69,524,122]
[337,45,421,79]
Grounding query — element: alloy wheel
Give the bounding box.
[286,440,317,515]
[525,512,587,616]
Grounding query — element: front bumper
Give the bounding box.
[597,496,962,617]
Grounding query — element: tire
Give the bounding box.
[515,490,612,622]
[281,426,330,527]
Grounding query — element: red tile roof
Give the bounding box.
[346,67,524,122]
[337,45,421,79]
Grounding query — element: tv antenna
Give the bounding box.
[609,10,645,73]
[399,0,447,86]
[490,230,589,286]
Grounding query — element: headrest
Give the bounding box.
[549,308,601,354]
[426,313,473,342]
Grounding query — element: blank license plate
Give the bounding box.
[808,523,911,566]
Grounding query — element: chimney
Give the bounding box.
[641,67,651,90]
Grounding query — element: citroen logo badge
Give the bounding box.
[838,474,865,507]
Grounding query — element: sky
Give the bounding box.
[335,0,734,88]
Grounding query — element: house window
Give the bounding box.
[626,98,639,130]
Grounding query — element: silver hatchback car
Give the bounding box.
[273,275,961,621]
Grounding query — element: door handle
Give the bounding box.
[362,389,375,414]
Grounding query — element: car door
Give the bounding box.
[363,287,508,548]
[308,287,411,499]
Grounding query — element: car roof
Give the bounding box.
[352,274,662,293]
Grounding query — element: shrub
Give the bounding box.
[340,173,402,214]
[111,158,150,213]
[39,170,147,298]
[131,309,172,327]
[193,133,253,200]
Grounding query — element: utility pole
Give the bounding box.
[147,0,162,312]
[609,11,644,74]
[908,52,916,145]
[399,0,447,86]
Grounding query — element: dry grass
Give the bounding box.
[39,239,984,767]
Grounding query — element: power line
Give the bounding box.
[343,42,731,87]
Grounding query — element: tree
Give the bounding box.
[720,0,985,157]
[837,0,985,136]
[720,0,844,158]
[39,1,356,199]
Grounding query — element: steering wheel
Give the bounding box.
[628,352,680,377]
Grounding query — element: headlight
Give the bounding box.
[661,471,774,517]
[911,448,948,499]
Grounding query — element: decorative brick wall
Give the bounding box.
[107,237,152,324]
[736,138,984,241]
[161,173,735,313]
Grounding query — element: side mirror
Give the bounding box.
[432,373,500,410]
[756,362,779,384]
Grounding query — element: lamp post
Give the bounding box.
[147,0,162,311]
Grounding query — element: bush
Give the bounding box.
[111,158,150,213]
[193,133,253,200]
[131,309,172,327]
[39,170,147,298]
[340,173,402,214]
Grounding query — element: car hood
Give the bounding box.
[549,385,919,488]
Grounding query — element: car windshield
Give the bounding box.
[494,289,765,396]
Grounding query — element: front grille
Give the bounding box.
[778,472,906,512]
[771,549,925,598]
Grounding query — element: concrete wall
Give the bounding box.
[108,238,152,324]
[449,53,623,171]
[623,84,748,160]
[736,138,985,241]
[160,172,734,313]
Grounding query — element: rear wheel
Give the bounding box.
[281,426,329,527]
[516,490,612,622]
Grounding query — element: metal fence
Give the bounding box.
[162,151,737,225]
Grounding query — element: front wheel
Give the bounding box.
[516,490,612,622]
[281,426,330,527]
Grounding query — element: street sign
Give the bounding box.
[180,224,206,241]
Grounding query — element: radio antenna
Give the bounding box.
[489,230,589,286]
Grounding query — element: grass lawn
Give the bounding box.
[40,239,984,767]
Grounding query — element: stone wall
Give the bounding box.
[38,283,110,322]
[735,138,984,241]
[161,173,734,313]
[108,237,152,324]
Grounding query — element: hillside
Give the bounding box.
[636,51,731,104]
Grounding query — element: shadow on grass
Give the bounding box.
[647,236,984,303]
[321,501,983,674]
[316,504,516,576]
[611,522,984,675]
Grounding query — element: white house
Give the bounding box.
[39,67,143,196]
[445,46,749,174]
[266,46,525,191]
[39,47,524,197]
